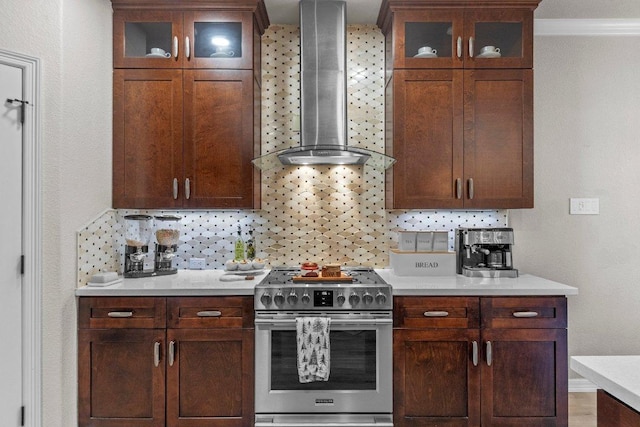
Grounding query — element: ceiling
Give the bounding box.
[264,0,384,25]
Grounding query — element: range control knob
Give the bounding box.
[260,292,272,306]
[274,291,285,306]
[362,291,374,305]
[301,292,311,305]
[287,291,298,305]
[348,292,360,306]
[375,291,387,305]
[336,293,346,306]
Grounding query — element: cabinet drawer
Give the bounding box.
[481,297,567,329]
[394,297,480,329]
[78,297,166,329]
[167,296,254,329]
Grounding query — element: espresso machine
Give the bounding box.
[455,228,518,278]
[154,215,181,275]
[124,214,154,278]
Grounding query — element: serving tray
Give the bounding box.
[292,272,353,282]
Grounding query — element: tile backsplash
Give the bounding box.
[77,25,507,287]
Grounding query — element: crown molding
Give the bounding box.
[535,19,640,36]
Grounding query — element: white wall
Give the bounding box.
[0,0,112,425]
[512,1,640,378]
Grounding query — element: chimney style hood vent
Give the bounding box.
[252,0,395,170]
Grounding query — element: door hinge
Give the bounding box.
[21,255,25,275]
[21,405,25,426]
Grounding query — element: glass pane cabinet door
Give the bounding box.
[465,10,533,68]
[184,11,253,69]
[394,11,464,69]
[114,11,183,68]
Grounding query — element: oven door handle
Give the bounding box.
[254,318,392,326]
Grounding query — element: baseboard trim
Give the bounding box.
[570,378,598,393]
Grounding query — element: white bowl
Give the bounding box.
[252,259,266,269]
[238,261,253,271]
[225,260,239,271]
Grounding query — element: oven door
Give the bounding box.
[255,311,393,415]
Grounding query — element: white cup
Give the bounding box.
[150,47,169,56]
[418,46,437,55]
[480,45,500,54]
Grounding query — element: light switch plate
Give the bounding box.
[570,198,600,215]
[189,257,206,269]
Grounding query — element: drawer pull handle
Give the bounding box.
[456,36,462,58]
[168,340,175,367]
[173,178,178,199]
[486,341,492,366]
[423,311,449,317]
[513,311,539,318]
[197,310,222,317]
[469,36,475,58]
[154,341,161,367]
[455,178,462,199]
[173,36,178,58]
[472,341,478,366]
[107,311,133,318]
[185,36,191,59]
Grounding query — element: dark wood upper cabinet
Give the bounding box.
[378,0,539,210]
[111,0,268,209]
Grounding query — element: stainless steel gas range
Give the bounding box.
[254,267,393,427]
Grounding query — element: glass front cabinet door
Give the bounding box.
[114,10,253,69]
[392,8,533,69]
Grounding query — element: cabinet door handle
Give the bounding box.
[107,311,133,318]
[423,311,449,317]
[168,340,175,367]
[469,36,475,58]
[513,311,539,318]
[154,341,161,367]
[457,36,462,58]
[455,178,462,199]
[472,341,478,366]
[185,36,191,59]
[468,178,474,200]
[185,178,191,200]
[173,36,178,58]
[173,178,178,199]
[486,341,492,366]
[197,310,222,317]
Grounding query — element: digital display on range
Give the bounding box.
[314,290,333,307]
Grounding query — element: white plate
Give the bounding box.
[413,52,438,58]
[146,53,170,58]
[476,52,501,58]
[223,268,265,275]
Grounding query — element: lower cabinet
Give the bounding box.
[393,296,568,427]
[78,296,254,427]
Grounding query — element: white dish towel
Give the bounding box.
[296,317,331,383]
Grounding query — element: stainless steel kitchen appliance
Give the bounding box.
[123,214,154,278]
[254,266,393,427]
[153,215,180,275]
[455,227,518,278]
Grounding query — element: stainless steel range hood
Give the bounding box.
[252,0,395,170]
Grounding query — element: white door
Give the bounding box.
[0,62,24,425]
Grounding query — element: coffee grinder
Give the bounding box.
[455,227,518,278]
[154,215,181,275]
[124,214,154,278]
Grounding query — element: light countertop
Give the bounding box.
[75,268,578,297]
[571,355,640,412]
[379,270,578,296]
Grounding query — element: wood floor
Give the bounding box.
[569,392,597,427]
